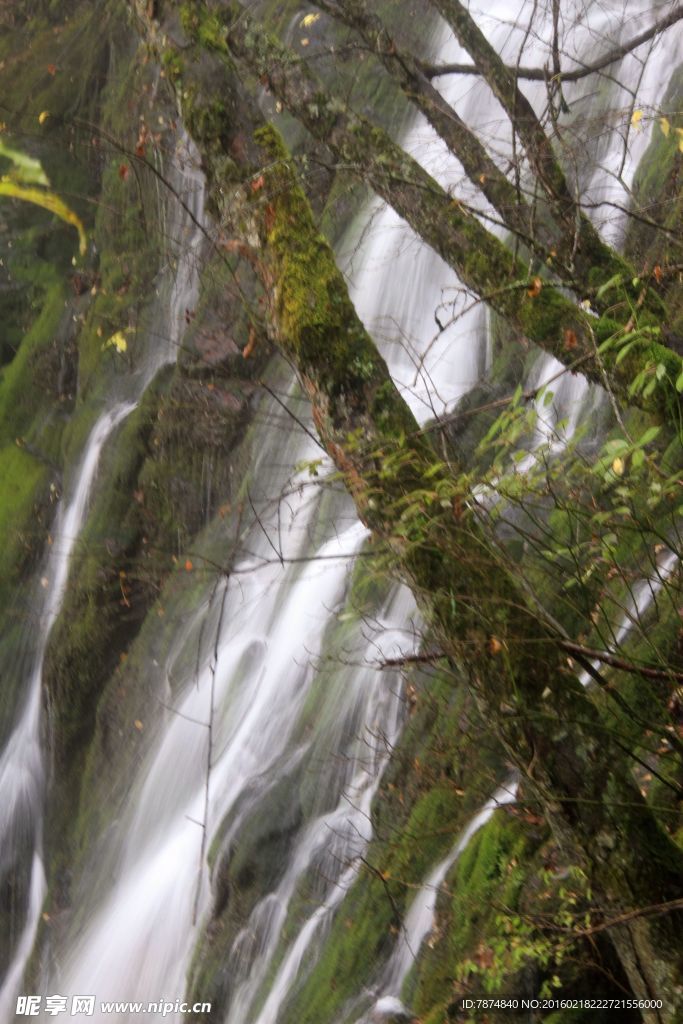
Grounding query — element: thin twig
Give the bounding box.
[560,640,683,683]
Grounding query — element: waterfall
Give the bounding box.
[234,587,414,1024]
[41,384,419,1020]
[0,134,205,1020]
[1,2,679,1022]
[577,548,680,688]
[377,781,519,1005]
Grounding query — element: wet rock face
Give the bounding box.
[192,317,241,368]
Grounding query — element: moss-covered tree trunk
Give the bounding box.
[131,2,683,1015]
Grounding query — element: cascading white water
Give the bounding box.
[577,547,680,688]
[350,780,520,1023]
[43,382,418,1020]
[377,780,519,1007]
[236,587,415,1024]
[0,402,134,1023]
[0,133,205,1021]
[491,0,682,463]
[52,507,369,1009]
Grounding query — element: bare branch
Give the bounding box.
[560,640,683,684]
[422,5,683,84]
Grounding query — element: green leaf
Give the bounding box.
[0,141,50,186]
[637,425,661,447]
[614,339,638,365]
[603,438,629,455]
[595,273,623,299]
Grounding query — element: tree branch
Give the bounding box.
[422,5,683,84]
[427,0,642,299]
[560,640,683,683]
[312,0,547,262]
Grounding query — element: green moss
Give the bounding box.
[75,161,159,392]
[253,125,420,462]
[0,445,50,604]
[278,870,396,1024]
[0,277,66,445]
[413,812,530,1009]
[44,396,157,769]
[409,816,636,1023]
[0,270,70,617]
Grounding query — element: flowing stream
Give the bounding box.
[368,779,520,1022]
[0,402,133,1021]
[38,392,420,1023]
[0,3,680,1023]
[0,134,205,1020]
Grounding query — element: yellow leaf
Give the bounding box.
[659,117,670,137]
[612,457,625,476]
[38,110,50,124]
[300,12,320,26]
[0,179,86,253]
[679,137,683,154]
[103,330,128,354]
[631,109,643,129]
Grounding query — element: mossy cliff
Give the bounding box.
[0,2,112,740]
[0,0,273,968]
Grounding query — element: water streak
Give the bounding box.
[0,134,205,1020]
